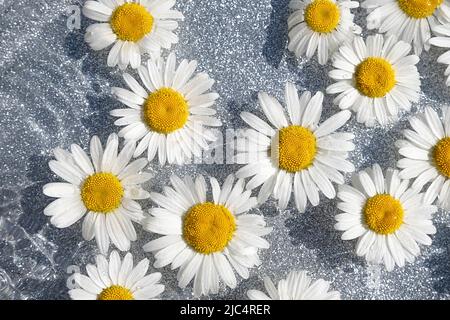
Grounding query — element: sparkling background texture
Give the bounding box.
[0,0,449,300]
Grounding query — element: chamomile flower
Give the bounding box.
[247,270,340,300]
[335,164,437,271]
[82,0,183,69]
[235,82,355,212]
[397,107,450,209]
[288,0,361,64]
[362,0,450,55]
[429,24,450,86]
[111,53,221,165]
[142,174,272,297]
[43,133,151,254]
[69,251,164,300]
[327,34,421,127]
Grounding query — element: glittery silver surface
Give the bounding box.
[0,0,450,300]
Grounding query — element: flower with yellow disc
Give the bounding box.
[335,164,437,271]
[235,82,355,212]
[142,174,272,297]
[110,53,221,165]
[69,251,164,300]
[43,133,151,254]
[82,0,183,69]
[288,0,361,64]
[396,107,450,209]
[327,34,421,127]
[362,0,450,55]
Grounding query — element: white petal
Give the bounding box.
[90,135,103,172]
[101,134,119,172]
[301,170,320,206]
[82,212,97,241]
[241,112,276,136]
[123,73,148,98]
[133,284,164,300]
[71,144,94,175]
[50,201,86,228]
[258,92,288,129]
[293,172,307,212]
[43,182,79,198]
[48,160,83,185]
[69,289,96,300]
[143,235,182,252]
[212,253,237,289]
[313,110,351,138]
[131,272,162,292]
[118,253,133,286]
[108,250,121,284]
[105,213,130,251]
[178,253,203,288]
[285,82,301,124]
[358,171,377,197]
[341,224,366,240]
[247,289,271,300]
[95,254,112,287]
[74,274,102,295]
[429,36,450,48]
[82,1,112,22]
[308,166,336,199]
[301,91,323,128]
[112,141,137,175]
[125,258,150,289]
[95,214,110,254]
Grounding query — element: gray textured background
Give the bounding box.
[0,0,449,300]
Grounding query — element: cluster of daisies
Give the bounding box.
[41,0,450,300]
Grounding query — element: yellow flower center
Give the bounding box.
[304,0,341,33]
[143,87,189,134]
[110,3,154,42]
[354,57,396,98]
[364,194,404,235]
[183,202,236,254]
[97,285,133,300]
[397,0,443,19]
[81,173,124,213]
[433,137,450,178]
[276,125,317,173]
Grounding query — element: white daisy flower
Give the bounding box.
[235,82,355,212]
[430,24,450,86]
[362,0,450,55]
[82,0,183,69]
[142,174,272,297]
[110,53,221,165]
[247,270,340,300]
[326,34,421,127]
[288,0,361,64]
[335,164,437,271]
[69,251,164,300]
[397,107,450,209]
[43,133,151,254]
